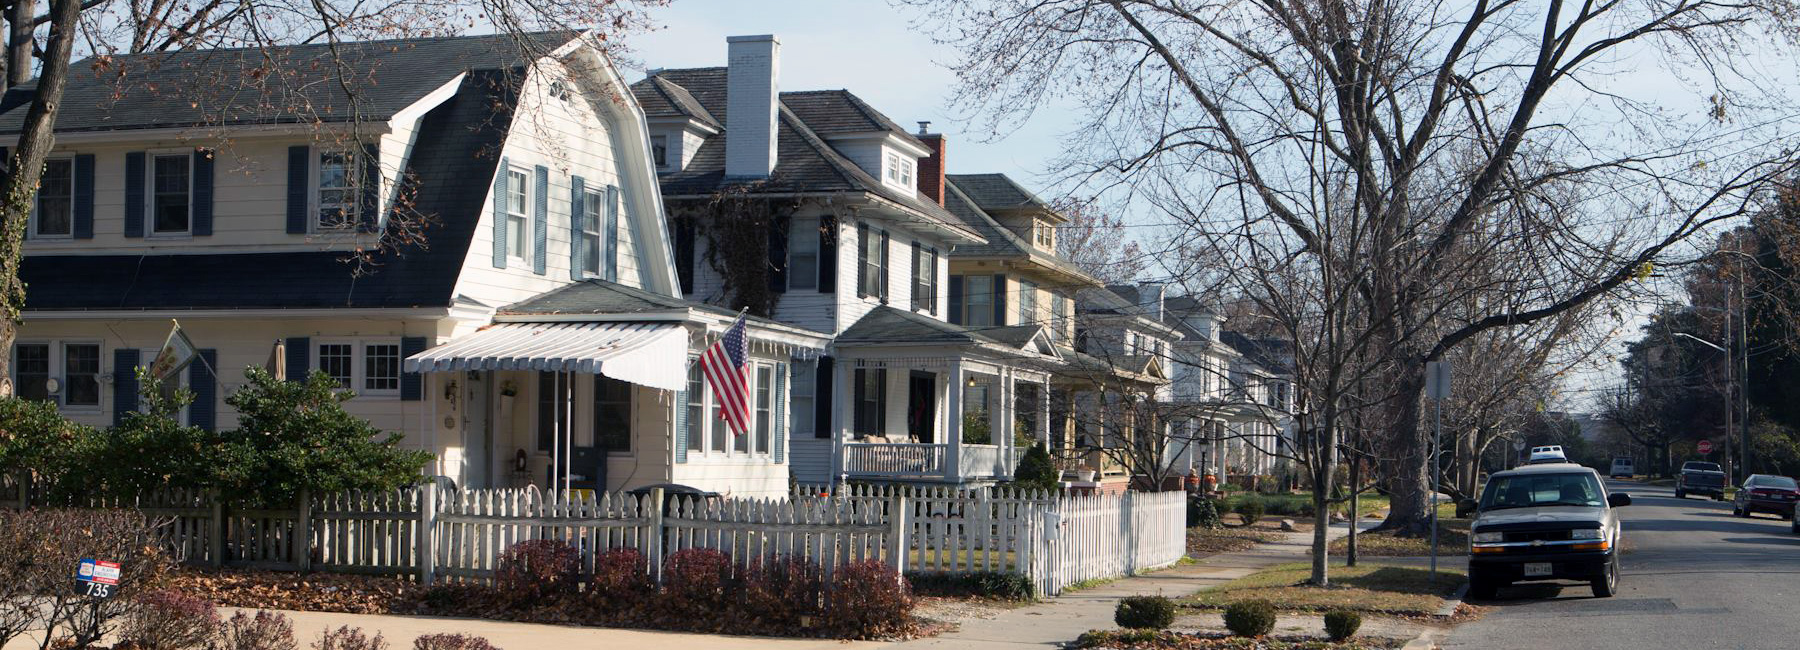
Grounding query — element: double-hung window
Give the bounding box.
[316,150,358,230]
[686,362,705,453]
[858,226,887,300]
[912,245,937,314]
[791,361,816,439]
[754,364,773,454]
[594,376,632,452]
[362,343,400,394]
[853,367,886,436]
[506,168,530,263]
[789,220,819,291]
[650,135,669,169]
[34,158,73,238]
[962,275,994,327]
[581,188,604,278]
[151,154,192,235]
[1034,219,1055,249]
[13,342,101,408]
[1051,294,1069,341]
[318,343,354,388]
[1018,280,1038,325]
[316,340,400,397]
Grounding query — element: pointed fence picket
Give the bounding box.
[1,481,1183,597]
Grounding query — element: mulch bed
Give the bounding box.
[1075,630,1407,649]
[1188,526,1285,555]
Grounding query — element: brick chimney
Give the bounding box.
[725,35,780,179]
[916,121,946,205]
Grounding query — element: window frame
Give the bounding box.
[912,245,937,315]
[790,360,816,439]
[31,156,75,239]
[312,148,361,232]
[505,167,531,264]
[61,342,102,409]
[788,220,819,291]
[147,150,194,237]
[686,359,705,454]
[12,342,52,404]
[360,342,401,396]
[580,187,605,278]
[1017,279,1037,325]
[962,275,994,327]
[753,363,773,455]
[858,226,887,300]
[313,339,402,399]
[650,135,669,169]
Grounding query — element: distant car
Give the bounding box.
[1468,463,1630,600]
[1609,457,1635,479]
[1527,446,1567,464]
[1732,474,1800,520]
[1676,461,1727,500]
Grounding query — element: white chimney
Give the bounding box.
[725,34,780,179]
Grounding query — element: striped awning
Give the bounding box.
[403,321,687,390]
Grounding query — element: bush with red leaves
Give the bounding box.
[492,540,581,609]
[824,560,914,639]
[119,588,220,650]
[738,556,823,630]
[313,626,387,650]
[658,548,735,627]
[217,610,296,650]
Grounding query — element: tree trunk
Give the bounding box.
[5,0,28,88]
[0,0,82,396]
[1374,364,1433,536]
[1347,454,1360,567]
[1308,416,1340,586]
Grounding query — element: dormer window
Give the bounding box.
[651,135,669,169]
[1034,219,1055,249]
[884,152,914,187]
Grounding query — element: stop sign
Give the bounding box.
[1698,440,1715,454]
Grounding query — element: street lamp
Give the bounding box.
[1673,331,1742,483]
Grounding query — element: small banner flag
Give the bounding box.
[147,320,198,380]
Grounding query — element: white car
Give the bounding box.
[1528,445,1567,464]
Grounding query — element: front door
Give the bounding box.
[908,371,937,443]
[462,370,491,488]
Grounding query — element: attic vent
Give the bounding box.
[549,80,571,101]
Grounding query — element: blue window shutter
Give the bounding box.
[532,165,549,275]
[570,175,586,280]
[948,275,965,325]
[73,154,94,239]
[492,158,509,269]
[674,383,688,464]
[814,356,833,439]
[604,185,619,282]
[285,337,310,381]
[818,215,836,293]
[287,145,310,234]
[357,143,381,233]
[992,273,1007,326]
[189,349,217,432]
[112,348,139,425]
[399,336,427,401]
[774,363,787,464]
[879,231,891,303]
[192,149,215,236]
[124,152,146,238]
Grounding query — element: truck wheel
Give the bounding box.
[1591,556,1618,598]
[1792,519,1799,535]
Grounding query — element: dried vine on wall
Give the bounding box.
[674,178,807,318]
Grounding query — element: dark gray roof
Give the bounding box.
[943,177,1095,282]
[944,173,1049,212]
[1075,286,1139,315]
[1220,331,1292,373]
[629,69,976,237]
[837,306,1007,347]
[638,74,721,129]
[500,278,802,331]
[0,32,572,134]
[22,69,521,310]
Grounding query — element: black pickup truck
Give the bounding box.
[1676,461,1727,500]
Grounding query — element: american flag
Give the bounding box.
[700,313,751,436]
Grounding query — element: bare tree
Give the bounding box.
[903,0,1800,537]
[1055,196,1147,285]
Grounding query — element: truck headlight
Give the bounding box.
[1472,531,1503,544]
[1569,529,1604,540]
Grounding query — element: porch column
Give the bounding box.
[1038,380,1051,446]
[946,361,963,481]
[832,358,854,485]
[989,368,1007,477]
[999,368,1015,476]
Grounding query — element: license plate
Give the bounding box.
[1524,563,1553,577]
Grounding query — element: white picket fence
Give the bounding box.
[5,482,1184,598]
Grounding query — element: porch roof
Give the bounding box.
[402,321,686,390]
[837,306,1056,359]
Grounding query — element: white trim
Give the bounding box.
[24,307,453,320]
[11,339,104,412]
[40,122,391,145]
[312,337,403,400]
[311,147,361,233]
[388,73,468,125]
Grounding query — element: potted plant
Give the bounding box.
[498,380,518,421]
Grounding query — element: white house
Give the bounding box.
[632,35,1058,486]
[9,31,823,499]
[1159,296,1294,482]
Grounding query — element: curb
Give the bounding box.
[1434,583,1467,619]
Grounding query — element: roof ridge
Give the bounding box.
[80,30,577,61]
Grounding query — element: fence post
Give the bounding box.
[648,487,665,585]
[295,490,313,573]
[418,482,437,586]
[208,490,225,568]
[886,492,907,576]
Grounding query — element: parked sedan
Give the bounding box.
[1732,474,1800,520]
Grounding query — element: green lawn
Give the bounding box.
[1181,561,1465,617]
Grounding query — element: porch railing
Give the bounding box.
[843,443,946,478]
[960,444,1004,477]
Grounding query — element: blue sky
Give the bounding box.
[628,0,1073,195]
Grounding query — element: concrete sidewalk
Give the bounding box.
[880,523,1363,649]
[222,608,885,650]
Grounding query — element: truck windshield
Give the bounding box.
[1480,472,1606,511]
[1685,462,1722,472]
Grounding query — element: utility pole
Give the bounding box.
[1425,361,1451,586]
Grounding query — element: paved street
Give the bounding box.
[1445,480,1800,650]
